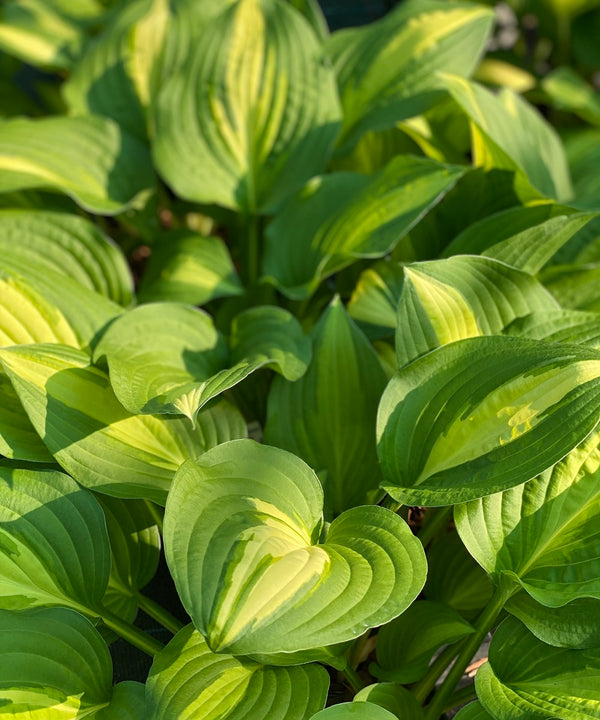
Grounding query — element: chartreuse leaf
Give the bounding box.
[146,624,329,720]
[265,297,387,515]
[371,601,474,683]
[138,230,242,305]
[543,66,600,126]
[0,607,113,718]
[505,309,600,347]
[0,0,105,70]
[0,209,133,305]
[354,684,424,720]
[262,156,464,300]
[94,303,310,421]
[164,440,426,655]
[455,429,600,606]
[395,255,558,368]
[327,0,494,153]
[542,263,600,311]
[0,464,110,612]
[0,344,245,504]
[506,593,600,650]
[0,115,154,214]
[377,335,600,506]
[454,702,494,720]
[476,616,600,720]
[0,375,53,462]
[444,74,573,202]
[310,704,397,720]
[153,0,342,214]
[348,261,404,339]
[96,496,160,622]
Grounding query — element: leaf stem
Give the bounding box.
[442,682,476,713]
[418,506,452,548]
[137,593,185,635]
[423,585,512,720]
[411,638,465,704]
[100,609,164,657]
[343,663,366,693]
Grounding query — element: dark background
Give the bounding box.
[319,0,399,29]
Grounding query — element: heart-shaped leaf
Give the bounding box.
[262,156,464,300]
[138,230,242,305]
[310,703,397,720]
[0,115,155,214]
[164,439,426,655]
[455,429,600,606]
[0,464,110,613]
[506,593,600,650]
[395,255,558,367]
[146,623,329,720]
[0,606,113,716]
[265,297,387,515]
[0,343,246,504]
[94,303,310,421]
[476,616,600,720]
[371,601,474,683]
[327,0,494,153]
[354,684,424,720]
[443,74,572,202]
[377,335,600,505]
[0,209,133,305]
[153,0,342,214]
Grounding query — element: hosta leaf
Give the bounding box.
[347,261,404,339]
[0,260,121,349]
[153,0,342,214]
[565,129,600,210]
[377,335,600,506]
[0,375,53,462]
[0,344,243,504]
[455,429,600,606]
[0,0,105,70]
[444,74,573,202]
[0,115,154,215]
[423,532,493,619]
[285,0,328,40]
[327,0,494,152]
[371,601,474,683]
[164,440,426,655]
[476,616,600,720]
[94,303,310,421]
[97,495,160,620]
[542,263,600,311]
[395,255,558,368]
[265,297,387,515]
[543,66,600,126]
[454,702,494,720]
[0,607,112,717]
[138,230,242,305]
[0,464,110,612]
[310,703,397,720]
[331,126,420,175]
[507,593,600,650]
[505,309,600,347]
[262,156,464,300]
[146,624,329,720]
[96,682,145,720]
[354,684,424,720]
[0,209,133,305]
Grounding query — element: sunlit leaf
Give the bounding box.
[354,684,424,720]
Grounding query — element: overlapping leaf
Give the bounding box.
[138,230,242,305]
[262,156,464,300]
[454,703,494,720]
[0,115,154,214]
[347,261,404,338]
[395,255,558,367]
[354,684,424,720]
[326,0,494,152]
[505,309,600,347]
[565,128,600,210]
[146,624,329,720]
[153,0,342,213]
[265,298,387,515]
[476,617,600,720]
[94,303,310,421]
[164,440,426,655]
[0,209,133,305]
[455,429,600,606]
[0,375,53,462]
[310,704,397,720]
[377,335,600,505]
[0,344,246,504]
[0,464,110,612]
[444,74,573,201]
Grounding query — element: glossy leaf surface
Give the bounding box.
[378,335,600,505]
[310,703,397,720]
[354,684,424,720]
[164,440,426,655]
[146,623,329,720]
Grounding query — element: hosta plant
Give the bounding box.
[0,0,599,718]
